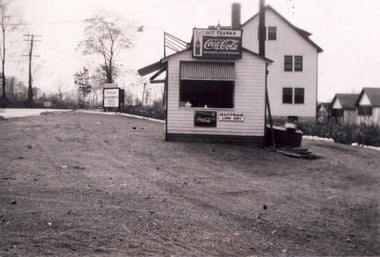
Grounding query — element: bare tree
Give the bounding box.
[74,67,92,105]
[0,0,22,99]
[77,15,132,84]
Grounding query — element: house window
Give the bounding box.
[180,80,234,108]
[331,109,344,117]
[282,87,305,104]
[282,87,293,104]
[358,106,373,116]
[284,56,293,71]
[294,56,303,71]
[294,88,305,104]
[268,26,277,40]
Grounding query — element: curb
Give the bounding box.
[0,109,72,119]
[75,110,166,124]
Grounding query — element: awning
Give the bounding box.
[180,62,235,81]
[138,61,165,76]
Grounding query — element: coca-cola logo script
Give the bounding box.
[204,39,239,51]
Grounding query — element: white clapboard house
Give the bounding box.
[241,5,323,121]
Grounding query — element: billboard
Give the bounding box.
[193,28,242,60]
[103,88,119,108]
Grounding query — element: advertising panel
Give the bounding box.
[193,28,242,59]
[103,88,119,108]
[219,112,245,122]
[194,111,217,127]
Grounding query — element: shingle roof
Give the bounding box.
[331,94,360,110]
[241,5,323,53]
[356,87,380,107]
[318,102,330,110]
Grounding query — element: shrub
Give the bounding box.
[123,101,165,120]
[297,120,380,147]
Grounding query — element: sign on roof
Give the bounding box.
[192,28,242,60]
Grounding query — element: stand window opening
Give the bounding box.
[180,80,234,108]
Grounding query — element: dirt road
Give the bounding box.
[0,112,379,256]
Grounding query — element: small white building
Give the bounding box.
[163,48,272,144]
[330,93,359,125]
[241,5,322,121]
[356,87,380,126]
[139,22,273,145]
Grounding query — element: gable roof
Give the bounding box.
[331,93,359,110]
[241,5,323,53]
[356,87,380,107]
[317,102,330,110]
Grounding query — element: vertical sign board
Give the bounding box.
[103,88,120,108]
[193,28,242,60]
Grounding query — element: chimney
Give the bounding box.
[231,3,241,30]
[258,0,266,57]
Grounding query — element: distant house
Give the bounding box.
[317,102,330,122]
[355,87,380,126]
[330,94,359,124]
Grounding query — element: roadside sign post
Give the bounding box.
[103,85,121,112]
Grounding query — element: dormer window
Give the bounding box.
[268,26,277,40]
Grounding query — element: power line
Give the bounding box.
[19,15,117,26]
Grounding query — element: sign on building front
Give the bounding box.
[219,112,245,121]
[193,28,242,60]
[194,111,217,127]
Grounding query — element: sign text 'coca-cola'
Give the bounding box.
[204,39,240,51]
[193,28,242,60]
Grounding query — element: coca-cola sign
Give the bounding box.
[193,28,242,59]
[194,111,217,127]
[204,39,239,51]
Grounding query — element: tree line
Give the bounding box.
[0,0,158,109]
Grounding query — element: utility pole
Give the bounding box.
[258,0,266,57]
[23,34,42,105]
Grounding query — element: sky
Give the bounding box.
[6,0,380,102]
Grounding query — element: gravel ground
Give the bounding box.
[0,111,379,256]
